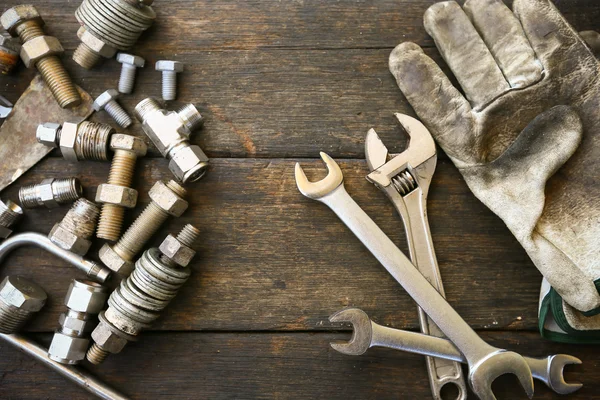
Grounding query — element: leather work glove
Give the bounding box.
[389,0,600,343]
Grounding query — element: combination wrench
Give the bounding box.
[329,308,582,395]
[365,114,466,399]
[295,150,534,400]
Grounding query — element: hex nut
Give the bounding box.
[20,36,63,68]
[110,134,147,156]
[91,319,129,354]
[59,122,80,162]
[48,332,89,363]
[77,26,116,58]
[58,313,92,334]
[159,234,196,267]
[99,243,134,276]
[0,276,47,312]
[95,184,138,209]
[93,89,119,111]
[1,5,43,36]
[169,145,209,183]
[36,122,61,148]
[156,60,183,73]
[49,223,92,256]
[38,178,59,209]
[148,181,188,217]
[117,53,144,67]
[65,280,108,314]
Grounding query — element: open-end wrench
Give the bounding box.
[329,308,582,395]
[295,153,534,400]
[365,114,466,400]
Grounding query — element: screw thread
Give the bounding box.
[36,56,81,109]
[97,204,126,242]
[0,300,31,334]
[114,202,169,261]
[77,121,113,161]
[134,97,162,122]
[86,343,109,365]
[0,200,23,229]
[177,104,203,132]
[18,185,40,208]
[51,178,83,204]
[72,42,102,70]
[15,21,44,42]
[162,71,177,101]
[59,198,100,239]
[177,224,200,247]
[105,101,133,128]
[118,64,137,94]
[108,151,137,187]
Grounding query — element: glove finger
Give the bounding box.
[463,0,543,89]
[389,42,477,165]
[424,1,509,109]
[513,0,593,72]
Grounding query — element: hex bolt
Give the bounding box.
[93,89,132,128]
[156,60,183,101]
[116,53,145,94]
[1,5,81,108]
[99,180,188,276]
[96,134,147,242]
[37,121,113,162]
[0,200,23,239]
[0,276,47,333]
[19,178,82,209]
[49,199,100,256]
[48,279,108,365]
[159,224,200,268]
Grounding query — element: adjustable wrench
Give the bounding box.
[329,308,583,395]
[295,148,534,400]
[365,114,466,400]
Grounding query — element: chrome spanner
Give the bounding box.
[365,114,466,400]
[295,151,534,400]
[330,308,583,395]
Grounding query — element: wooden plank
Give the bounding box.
[0,331,597,399]
[2,157,542,332]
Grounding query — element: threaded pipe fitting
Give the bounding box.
[76,121,113,161]
[0,200,23,238]
[177,104,203,132]
[134,97,162,121]
[0,276,47,334]
[19,178,83,209]
[72,42,102,70]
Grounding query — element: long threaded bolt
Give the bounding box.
[0,276,47,334]
[19,178,82,209]
[117,53,144,94]
[93,89,132,128]
[160,224,200,267]
[97,135,147,242]
[156,61,183,101]
[8,11,81,108]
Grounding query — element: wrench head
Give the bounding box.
[470,350,534,400]
[328,308,372,356]
[295,152,343,199]
[547,354,582,395]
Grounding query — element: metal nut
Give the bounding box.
[116,53,144,67]
[93,89,119,111]
[49,223,92,256]
[48,332,89,362]
[91,319,129,354]
[65,280,107,314]
[58,313,93,334]
[77,26,116,58]
[20,35,63,68]
[155,60,183,72]
[95,184,138,209]
[169,145,209,183]
[158,234,196,267]
[0,276,47,312]
[110,134,147,156]
[99,244,134,276]
[149,181,188,216]
[59,122,80,162]
[36,122,61,148]
[38,178,58,208]
[0,5,43,36]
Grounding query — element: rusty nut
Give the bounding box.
[77,26,116,59]
[20,35,63,68]
[99,244,134,276]
[149,181,188,217]
[158,234,196,267]
[64,280,108,314]
[48,332,89,364]
[48,223,92,256]
[1,5,44,36]
[95,184,138,209]
[0,276,47,312]
[110,134,147,156]
[169,145,209,184]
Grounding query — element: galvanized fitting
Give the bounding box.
[0,33,21,74]
[116,53,144,94]
[0,200,23,239]
[87,244,194,364]
[96,134,147,242]
[135,98,208,183]
[93,90,132,128]
[155,60,183,101]
[49,199,100,256]
[48,279,108,364]
[0,276,47,333]
[99,180,188,277]
[159,224,200,268]
[1,5,81,108]
[74,0,155,70]
[19,178,82,209]
[36,121,114,162]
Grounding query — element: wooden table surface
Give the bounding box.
[1,0,599,399]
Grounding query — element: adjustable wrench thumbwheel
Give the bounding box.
[329,308,583,395]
